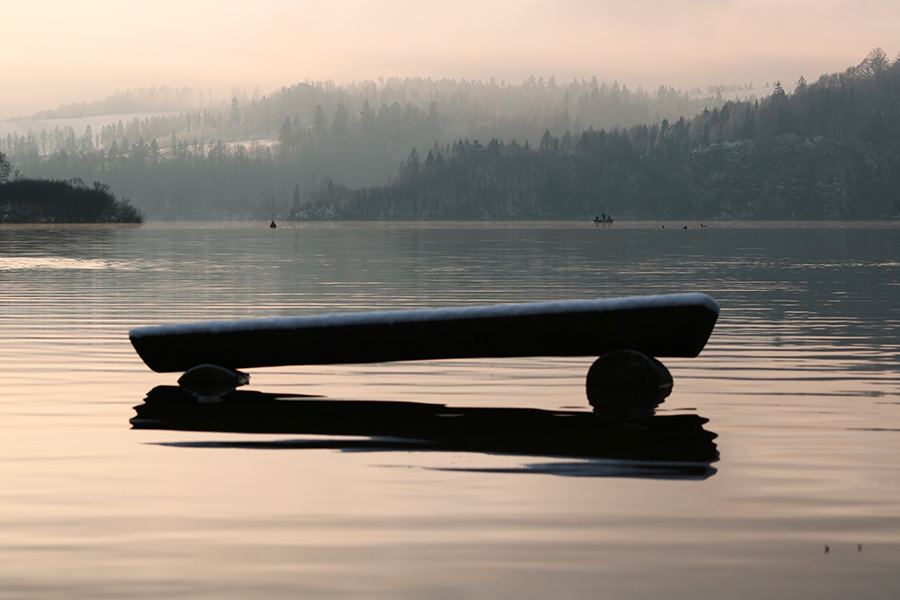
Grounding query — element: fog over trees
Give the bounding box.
[301,49,900,221]
[1,76,744,219]
[2,50,897,220]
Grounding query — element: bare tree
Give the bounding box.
[858,48,890,78]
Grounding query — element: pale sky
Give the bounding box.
[2,0,897,119]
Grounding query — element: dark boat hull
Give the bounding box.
[129,293,719,373]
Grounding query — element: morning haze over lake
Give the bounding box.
[1,1,899,598]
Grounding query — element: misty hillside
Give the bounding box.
[2,77,751,219]
[24,86,207,120]
[2,51,896,220]
[12,77,758,146]
[298,49,900,221]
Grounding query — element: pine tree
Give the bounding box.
[230,97,241,125]
[0,151,11,183]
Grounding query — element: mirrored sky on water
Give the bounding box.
[0,222,898,598]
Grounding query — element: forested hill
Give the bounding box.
[17,77,742,147]
[4,50,898,220]
[4,77,750,220]
[298,49,900,221]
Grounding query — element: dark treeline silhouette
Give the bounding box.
[0,157,143,223]
[297,49,900,220]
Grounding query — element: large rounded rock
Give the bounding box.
[177,363,250,402]
[586,350,672,419]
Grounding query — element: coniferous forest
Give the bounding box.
[3,49,899,221]
[300,50,900,221]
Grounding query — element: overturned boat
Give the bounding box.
[130,293,719,373]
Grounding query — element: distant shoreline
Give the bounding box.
[5,219,891,230]
[0,178,143,224]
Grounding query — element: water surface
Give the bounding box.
[1,221,898,599]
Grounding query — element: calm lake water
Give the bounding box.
[1,221,899,599]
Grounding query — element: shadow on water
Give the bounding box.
[132,386,719,480]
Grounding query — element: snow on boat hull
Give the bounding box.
[129,293,719,373]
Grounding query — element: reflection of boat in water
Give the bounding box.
[132,386,719,479]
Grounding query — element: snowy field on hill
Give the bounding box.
[0,113,179,139]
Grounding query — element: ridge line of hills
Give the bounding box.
[2,49,897,221]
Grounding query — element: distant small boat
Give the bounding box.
[269,213,277,229]
[593,214,613,225]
